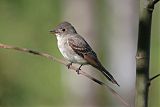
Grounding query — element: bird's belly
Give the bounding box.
[58,43,87,64]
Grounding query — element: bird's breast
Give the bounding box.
[57,37,87,64]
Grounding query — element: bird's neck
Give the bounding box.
[56,34,71,42]
[56,34,62,41]
[56,34,68,43]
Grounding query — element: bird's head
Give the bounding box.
[50,22,77,37]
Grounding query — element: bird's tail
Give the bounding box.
[92,62,120,86]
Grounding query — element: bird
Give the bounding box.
[50,22,119,86]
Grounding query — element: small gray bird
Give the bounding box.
[50,22,119,86]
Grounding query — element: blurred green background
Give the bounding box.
[0,0,63,106]
[0,0,159,107]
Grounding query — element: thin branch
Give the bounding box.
[147,74,160,86]
[152,0,160,5]
[147,0,160,10]
[150,74,160,81]
[0,43,129,107]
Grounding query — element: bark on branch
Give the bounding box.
[0,43,129,107]
[136,0,159,107]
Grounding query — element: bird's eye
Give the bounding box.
[61,29,65,32]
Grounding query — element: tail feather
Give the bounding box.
[83,53,119,86]
[92,62,120,86]
[100,67,120,87]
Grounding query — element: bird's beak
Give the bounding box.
[50,29,57,35]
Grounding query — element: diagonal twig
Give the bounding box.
[147,0,160,10]
[149,73,160,82]
[0,43,129,107]
[147,74,160,86]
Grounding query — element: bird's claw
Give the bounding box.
[76,64,83,74]
[76,68,81,74]
[66,62,72,69]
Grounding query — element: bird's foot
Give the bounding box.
[66,62,72,69]
[76,64,83,74]
[76,68,81,74]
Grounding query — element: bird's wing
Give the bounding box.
[68,35,98,66]
[68,35,120,86]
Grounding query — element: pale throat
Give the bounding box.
[55,34,62,41]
